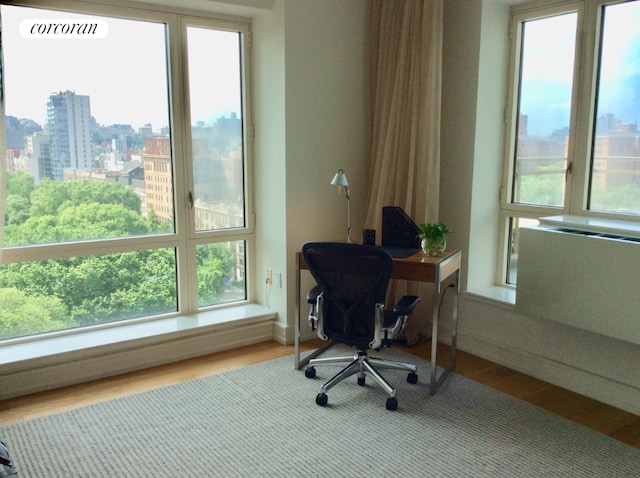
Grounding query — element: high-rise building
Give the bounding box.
[46,90,93,180]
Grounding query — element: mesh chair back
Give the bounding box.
[302,242,393,348]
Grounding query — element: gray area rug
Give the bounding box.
[1,345,639,477]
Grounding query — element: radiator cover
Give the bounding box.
[515,216,640,345]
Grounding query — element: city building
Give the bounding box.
[5,115,41,149]
[138,123,153,136]
[46,90,93,180]
[142,136,173,223]
[25,132,53,182]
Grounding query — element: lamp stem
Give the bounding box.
[346,187,351,243]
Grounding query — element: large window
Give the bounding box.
[501,0,640,284]
[0,2,253,340]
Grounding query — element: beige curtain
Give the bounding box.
[365,0,443,342]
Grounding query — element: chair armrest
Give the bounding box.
[393,295,420,316]
[307,285,322,304]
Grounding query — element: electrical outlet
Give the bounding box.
[266,269,273,285]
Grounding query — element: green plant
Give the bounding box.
[417,223,451,241]
[417,223,451,256]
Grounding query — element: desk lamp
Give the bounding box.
[330,168,351,243]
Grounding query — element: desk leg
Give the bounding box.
[429,282,439,395]
[450,268,460,367]
[428,268,460,395]
[294,253,302,369]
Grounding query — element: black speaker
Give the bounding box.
[362,229,376,245]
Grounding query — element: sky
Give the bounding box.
[1,5,242,131]
[519,13,577,137]
[518,3,640,137]
[597,2,640,127]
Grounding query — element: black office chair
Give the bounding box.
[302,242,420,410]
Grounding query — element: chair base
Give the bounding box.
[305,350,418,410]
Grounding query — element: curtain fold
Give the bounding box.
[365,0,443,230]
[365,0,443,343]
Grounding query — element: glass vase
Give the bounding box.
[421,237,447,256]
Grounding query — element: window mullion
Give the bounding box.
[169,15,198,314]
[566,0,600,215]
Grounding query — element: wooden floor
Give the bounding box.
[0,339,639,450]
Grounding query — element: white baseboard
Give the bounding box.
[455,328,640,417]
[0,320,274,399]
[272,319,317,345]
[272,320,288,344]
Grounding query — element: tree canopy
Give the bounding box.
[0,174,235,339]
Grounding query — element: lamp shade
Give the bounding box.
[329,168,351,243]
[330,169,349,187]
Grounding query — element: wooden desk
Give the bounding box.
[294,248,461,395]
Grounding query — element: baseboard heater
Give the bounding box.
[515,215,640,345]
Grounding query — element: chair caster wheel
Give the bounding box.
[386,397,398,411]
[357,376,366,386]
[407,372,418,384]
[316,393,328,406]
[305,366,316,378]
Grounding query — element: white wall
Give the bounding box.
[441,0,640,415]
[252,1,287,317]
[285,0,369,343]
[251,0,369,343]
[440,0,482,290]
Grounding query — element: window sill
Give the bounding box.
[0,304,276,367]
[466,285,516,307]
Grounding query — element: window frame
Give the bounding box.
[498,0,639,286]
[0,0,255,338]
